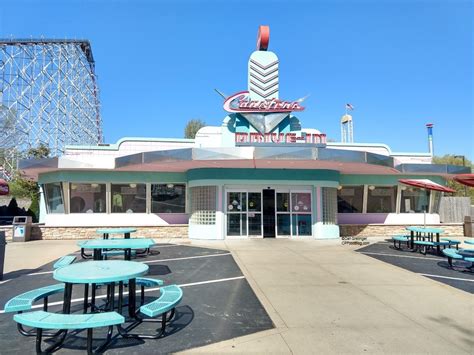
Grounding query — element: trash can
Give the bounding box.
[464,215,473,238]
[0,231,6,280]
[12,216,32,242]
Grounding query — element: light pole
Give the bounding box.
[454,155,467,197]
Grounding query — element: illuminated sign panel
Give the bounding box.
[235,132,327,146]
[223,91,305,114]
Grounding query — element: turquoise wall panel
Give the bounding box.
[339,174,447,186]
[187,168,340,182]
[39,171,187,184]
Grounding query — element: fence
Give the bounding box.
[439,197,471,223]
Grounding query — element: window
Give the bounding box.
[291,192,312,213]
[111,183,146,213]
[151,184,186,213]
[431,191,441,214]
[322,188,337,224]
[337,186,364,213]
[400,186,430,213]
[70,183,106,213]
[190,186,216,225]
[366,186,397,213]
[44,183,64,213]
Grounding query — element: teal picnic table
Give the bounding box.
[465,240,474,245]
[79,238,156,261]
[54,260,149,318]
[405,226,445,254]
[96,228,137,239]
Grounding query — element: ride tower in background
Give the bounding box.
[0,39,102,179]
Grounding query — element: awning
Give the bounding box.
[0,179,9,196]
[398,179,455,193]
[453,174,474,187]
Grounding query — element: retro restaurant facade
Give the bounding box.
[19,27,469,240]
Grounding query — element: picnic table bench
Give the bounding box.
[392,235,410,249]
[4,283,66,336]
[414,240,450,255]
[53,255,76,269]
[14,311,124,354]
[118,284,183,339]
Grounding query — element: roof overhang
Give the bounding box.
[18,146,470,181]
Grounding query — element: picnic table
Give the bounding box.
[405,226,445,254]
[54,260,149,318]
[79,238,156,260]
[465,240,474,245]
[96,228,137,239]
[7,258,183,352]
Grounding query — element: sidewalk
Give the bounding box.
[183,239,474,354]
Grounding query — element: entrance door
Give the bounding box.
[262,189,276,238]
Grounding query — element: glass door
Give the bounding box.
[247,192,262,237]
[226,191,262,237]
[276,190,312,237]
[276,192,291,236]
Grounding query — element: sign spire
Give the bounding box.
[256,25,270,51]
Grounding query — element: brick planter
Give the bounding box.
[0,225,188,240]
[340,224,463,237]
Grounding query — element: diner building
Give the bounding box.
[19,26,469,240]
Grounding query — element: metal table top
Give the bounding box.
[405,226,445,234]
[78,238,156,250]
[54,260,149,284]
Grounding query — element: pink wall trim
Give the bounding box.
[156,213,189,224]
[338,213,388,224]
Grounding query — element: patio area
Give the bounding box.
[1,238,473,354]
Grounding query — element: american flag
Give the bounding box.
[345,103,354,110]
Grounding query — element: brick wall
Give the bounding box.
[0,223,465,240]
[0,225,188,240]
[340,224,464,237]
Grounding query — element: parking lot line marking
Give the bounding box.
[24,253,232,277]
[0,275,245,314]
[360,251,442,261]
[28,270,54,276]
[0,280,10,285]
[419,273,474,282]
[179,276,245,288]
[144,253,232,264]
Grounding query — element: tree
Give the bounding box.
[26,143,50,159]
[5,144,51,221]
[184,119,206,139]
[432,154,473,203]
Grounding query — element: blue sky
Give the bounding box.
[1,0,472,159]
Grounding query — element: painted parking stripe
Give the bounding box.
[360,251,442,261]
[0,275,245,314]
[24,253,232,277]
[419,273,474,283]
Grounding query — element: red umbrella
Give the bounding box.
[453,174,474,187]
[399,178,455,227]
[398,179,455,193]
[0,179,9,196]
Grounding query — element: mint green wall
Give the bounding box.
[187,168,340,182]
[39,170,448,187]
[339,174,447,185]
[38,171,187,184]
